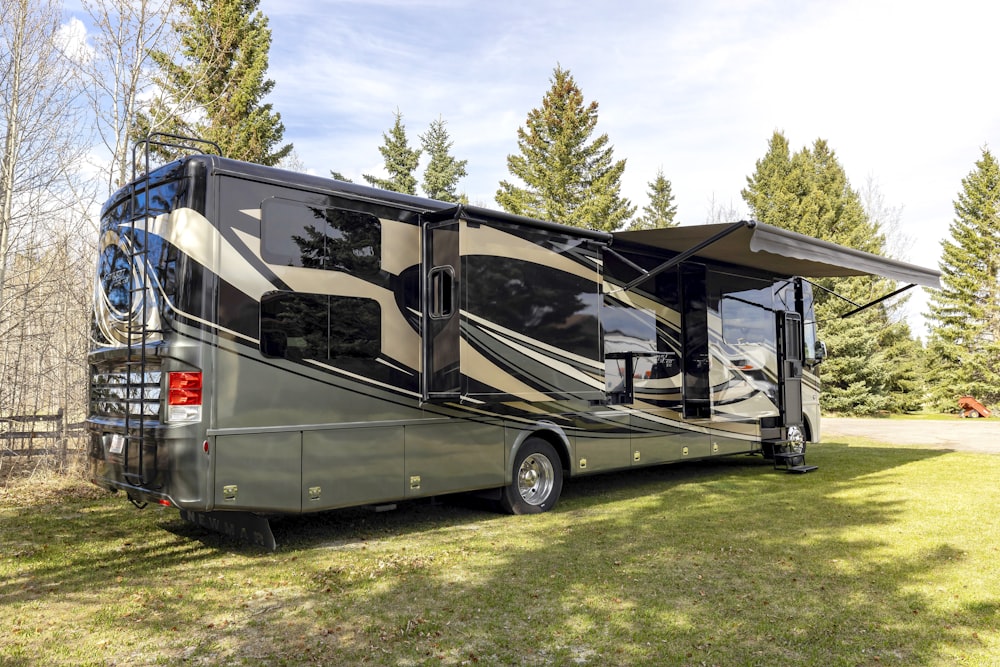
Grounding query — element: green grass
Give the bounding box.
[2,438,1000,666]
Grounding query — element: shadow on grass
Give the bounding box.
[174,443,984,665]
[177,442,988,664]
[5,442,995,666]
[165,441,947,552]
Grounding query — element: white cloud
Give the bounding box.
[261,0,997,333]
[57,16,93,64]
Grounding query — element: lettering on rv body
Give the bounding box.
[108,267,130,289]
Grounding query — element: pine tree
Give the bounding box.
[363,110,421,195]
[420,116,468,203]
[742,132,799,231]
[142,0,291,165]
[742,132,922,414]
[925,148,1000,410]
[628,168,677,230]
[496,65,635,231]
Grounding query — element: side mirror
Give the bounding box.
[813,340,827,364]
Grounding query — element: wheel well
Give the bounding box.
[801,417,814,443]
[528,429,571,473]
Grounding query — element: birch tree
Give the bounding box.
[0,0,87,318]
[79,0,176,194]
[1,0,93,463]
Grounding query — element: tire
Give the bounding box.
[788,424,806,448]
[500,438,563,515]
[785,424,807,465]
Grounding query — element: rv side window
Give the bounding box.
[465,256,600,360]
[260,291,380,360]
[718,279,776,346]
[261,198,381,275]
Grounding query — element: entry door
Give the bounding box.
[778,311,804,426]
[421,218,461,399]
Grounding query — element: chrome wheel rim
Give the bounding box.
[517,453,555,506]
[786,425,805,454]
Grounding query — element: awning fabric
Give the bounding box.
[612,220,941,289]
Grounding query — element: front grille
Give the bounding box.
[90,368,162,418]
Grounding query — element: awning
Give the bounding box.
[612,220,941,289]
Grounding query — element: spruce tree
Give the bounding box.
[496,65,635,231]
[143,0,291,165]
[742,132,799,231]
[363,110,421,195]
[742,132,921,415]
[925,148,1000,410]
[420,116,468,203]
[628,168,677,230]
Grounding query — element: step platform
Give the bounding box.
[772,446,818,474]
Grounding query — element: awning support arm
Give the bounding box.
[621,220,749,291]
[838,283,917,319]
[807,279,862,309]
[603,246,650,277]
[804,279,918,320]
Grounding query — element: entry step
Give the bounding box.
[771,449,818,474]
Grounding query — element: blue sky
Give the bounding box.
[257,0,999,334]
[70,0,1000,333]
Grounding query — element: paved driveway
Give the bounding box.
[822,417,1000,454]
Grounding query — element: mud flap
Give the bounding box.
[179,510,276,550]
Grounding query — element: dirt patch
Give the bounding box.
[822,417,1000,454]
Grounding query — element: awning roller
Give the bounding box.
[613,220,941,289]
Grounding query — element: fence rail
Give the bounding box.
[0,409,87,458]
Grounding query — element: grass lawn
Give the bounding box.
[2,437,999,666]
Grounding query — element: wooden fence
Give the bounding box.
[0,409,87,462]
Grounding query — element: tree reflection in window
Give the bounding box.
[464,255,600,360]
[260,292,380,361]
[261,198,380,275]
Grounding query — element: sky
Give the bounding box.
[69,0,1000,335]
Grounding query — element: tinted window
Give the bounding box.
[260,292,380,360]
[716,275,776,346]
[603,303,656,354]
[464,256,600,360]
[261,198,380,275]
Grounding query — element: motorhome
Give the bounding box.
[87,137,940,547]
